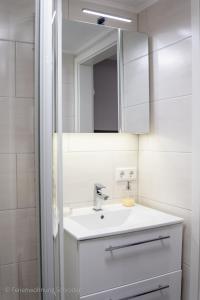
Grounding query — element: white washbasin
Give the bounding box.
[69,209,132,230]
[64,204,183,240]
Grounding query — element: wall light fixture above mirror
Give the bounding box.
[62,19,149,134]
[82,9,133,23]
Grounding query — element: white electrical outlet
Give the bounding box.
[115,167,137,182]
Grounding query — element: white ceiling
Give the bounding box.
[83,0,158,13]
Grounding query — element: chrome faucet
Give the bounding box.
[93,184,109,211]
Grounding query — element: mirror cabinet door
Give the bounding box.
[62,20,149,134]
[121,31,149,133]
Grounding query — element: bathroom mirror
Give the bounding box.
[62,19,149,133]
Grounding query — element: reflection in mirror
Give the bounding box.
[62,19,118,133]
[121,31,149,133]
[62,20,149,134]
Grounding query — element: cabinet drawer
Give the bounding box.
[79,224,182,296]
[81,271,182,300]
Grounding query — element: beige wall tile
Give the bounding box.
[17,154,35,208]
[19,260,39,300]
[139,0,191,51]
[0,208,37,265]
[0,98,34,153]
[13,18,34,44]
[0,41,15,97]
[0,154,17,210]
[16,43,34,98]
[0,263,19,300]
[0,1,37,296]
[0,0,34,42]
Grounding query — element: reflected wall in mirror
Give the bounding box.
[122,31,149,133]
[62,19,149,134]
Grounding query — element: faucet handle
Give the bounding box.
[95,183,106,191]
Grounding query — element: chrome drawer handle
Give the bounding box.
[105,235,170,252]
[116,285,170,300]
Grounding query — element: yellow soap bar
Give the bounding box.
[122,198,135,207]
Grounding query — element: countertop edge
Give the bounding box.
[64,218,183,241]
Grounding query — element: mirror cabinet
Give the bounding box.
[62,19,149,133]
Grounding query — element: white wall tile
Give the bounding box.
[16,43,34,98]
[139,197,191,267]
[0,98,34,153]
[139,96,192,152]
[17,154,35,208]
[0,154,17,210]
[139,151,192,210]
[150,37,192,101]
[0,41,15,97]
[138,0,192,297]
[63,133,138,152]
[63,134,138,207]
[19,260,39,300]
[139,0,191,51]
[112,151,138,200]
[0,263,19,300]
[0,208,37,265]
[63,151,113,205]
[124,56,149,107]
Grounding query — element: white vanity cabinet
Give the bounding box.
[81,271,182,300]
[64,223,183,300]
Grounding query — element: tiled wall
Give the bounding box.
[63,134,138,208]
[0,1,39,299]
[138,0,192,299]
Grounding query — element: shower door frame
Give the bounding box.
[191,0,200,299]
[36,0,200,300]
[37,0,64,299]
